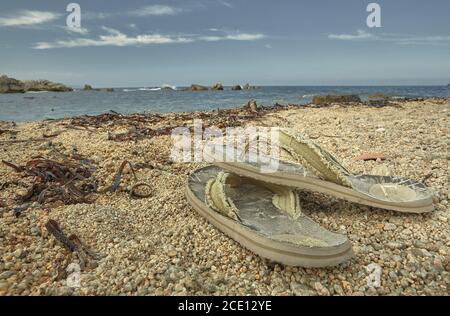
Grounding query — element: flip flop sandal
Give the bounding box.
[206,128,434,213]
[186,166,354,267]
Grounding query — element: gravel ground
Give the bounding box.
[0,98,449,296]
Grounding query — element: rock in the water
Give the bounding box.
[312,94,361,105]
[22,79,72,92]
[243,83,258,90]
[84,85,114,92]
[190,84,209,91]
[232,85,242,91]
[0,75,73,93]
[0,75,25,93]
[211,82,224,90]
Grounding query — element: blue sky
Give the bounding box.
[1,0,449,87]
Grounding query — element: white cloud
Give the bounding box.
[218,0,233,8]
[396,35,450,45]
[83,5,183,20]
[200,36,223,42]
[65,26,89,35]
[33,27,265,49]
[328,30,450,46]
[0,10,60,27]
[226,33,265,41]
[328,29,373,40]
[265,43,272,49]
[201,32,265,42]
[130,5,182,17]
[33,27,193,49]
[82,12,113,20]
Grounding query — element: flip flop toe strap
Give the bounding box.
[205,172,302,221]
[278,129,352,187]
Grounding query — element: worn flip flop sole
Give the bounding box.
[213,162,434,214]
[186,166,354,267]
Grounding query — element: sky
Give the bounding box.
[0,0,449,87]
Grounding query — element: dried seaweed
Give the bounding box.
[0,129,18,136]
[45,219,78,251]
[107,126,174,142]
[0,137,56,145]
[63,104,289,143]
[130,182,152,199]
[107,160,137,193]
[13,203,31,217]
[103,160,153,198]
[2,158,97,206]
[45,219,101,269]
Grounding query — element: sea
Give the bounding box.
[0,85,449,122]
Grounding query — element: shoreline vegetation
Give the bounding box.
[0,96,449,295]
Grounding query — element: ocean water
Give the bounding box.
[0,85,449,122]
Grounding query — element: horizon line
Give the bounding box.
[68,83,450,89]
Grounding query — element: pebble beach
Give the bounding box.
[0,98,449,296]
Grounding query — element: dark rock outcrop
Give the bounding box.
[312,94,361,105]
[22,80,72,92]
[83,85,114,92]
[97,88,114,92]
[161,85,175,91]
[0,75,72,93]
[243,83,258,90]
[0,75,25,93]
[232,85,242,91]
[190,84,209,91]
[211,82,224,90]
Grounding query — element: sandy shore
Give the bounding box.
[0,98,449,296]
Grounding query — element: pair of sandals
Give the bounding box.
[185,128,434,267]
